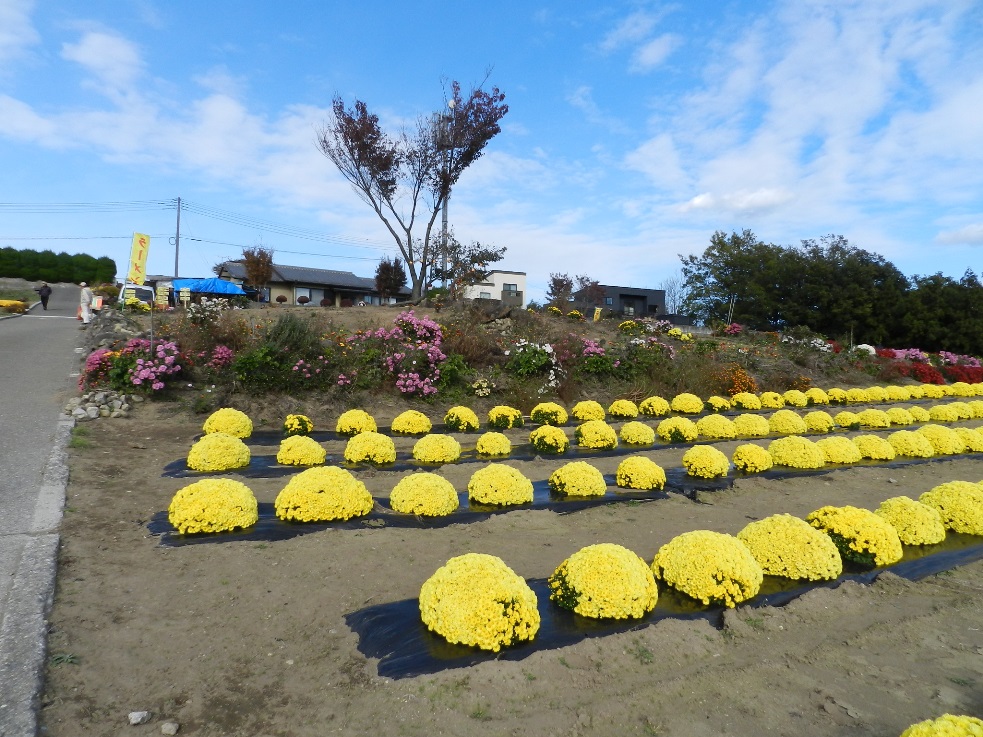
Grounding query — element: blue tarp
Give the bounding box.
[171,277,246,295]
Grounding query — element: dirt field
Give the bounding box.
[41,400,983,737]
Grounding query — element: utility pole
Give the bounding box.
[174,197,181,278]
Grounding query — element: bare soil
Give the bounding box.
[40,399,983,737]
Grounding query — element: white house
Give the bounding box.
[462,270,526,307]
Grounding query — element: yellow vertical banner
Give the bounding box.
[593,307,602,322]
[127,233,150,285]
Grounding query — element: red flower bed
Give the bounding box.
[941,364,983,383]
[894,361,945,384]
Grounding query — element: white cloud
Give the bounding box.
[623,133,688,193]
[630,33,681,72]
[0,93,58,143]
[61,30,144,92]
[598,11,659,53]
[0,0,39,67]
[680,188,794,214]
[566,85,628,133]
[936,224,983,245]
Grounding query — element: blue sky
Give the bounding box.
[1,0,982,302]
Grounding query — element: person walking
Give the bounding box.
[79,282,94,327]
[34,282,52,310]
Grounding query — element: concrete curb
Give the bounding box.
[0,417,73,737]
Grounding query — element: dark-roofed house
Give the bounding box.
[216,261,411,306]
[574,284,666,317]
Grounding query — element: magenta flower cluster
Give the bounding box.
[889,348,931,362]
[207,345,234,369]
[939,351,981,367]
[723,322,744,335]
[79,348,113,389]
[354,310,447,396]
[125,339,182,391]
[581,338,606,357]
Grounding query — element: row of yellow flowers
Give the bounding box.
[412,477,983,654]
[174,427,983,532]
[188,403,983,471]
[196,382,983,444]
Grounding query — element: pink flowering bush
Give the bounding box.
[96,338,184,392]
[352,311,448,396]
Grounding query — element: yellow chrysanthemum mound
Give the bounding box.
[549,543,658,619]
[274,466,373,522]
[907,405,931,422]
[805,387,830,405]
[548,461,607,497]
[389,472,460,516]
[783,389,809,407]
[619,421,655,446]
[657,416,698,443]
[670,392,705,414]
[865,386,888,402]
[886,407,915,426]
[733,413,771,437]
[769,409,808,435]
[888,430,935,458]
[707,395,732,412]
[696,414,737,440]
[412,434,463,464]
[475,431,511,456]
[276,435,326,466]
[682,445,730,479]
[575,420,619,450]
[806,505,903,566]
[202,407,253,439]
[615,456,666,490]
[907,385,926,399]
[468,464,534,506]
[968,400,983,419]
[335,409,377,436]
[833,410,860,429]
[419,553,540,652]
[343,431,397,464]
[949,401,974,420]
[731,392,762,410]
[846,388,870,403]
[928,404,960,423]
[639,395,671,416]
[899,713,983,737]
[608,399,639,419]
[487,405,524,430]
[732,443,773,473]
[852,434,897,461]
[737,514,842,580]
[856,408,891,428]
[921,384,946,399]
[885,385,912,401]
[816,436,863,465]
[186,432,251,472]
[444,406,480,432]
[916,424,966,455]
[875,496,946,546]
[827,387,848,404]
[529,425,569,454]
[955,427,983,452]
[920,481,983,535]
[804,410,835,433]
[759,391,785,409]
[391,410,433,435]
[767,436,826,469]
[652,530,763,607]
[571,400,606,422]
[950,382,976,398]
[530,402,568,426]
[168,478,258,535]
[283,413,314,437]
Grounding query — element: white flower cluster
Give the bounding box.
[853,344,876,355]
[781,335,832,353]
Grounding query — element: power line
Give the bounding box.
[0,200,172,213]
[181,236,383,262]
[0,234,171,241]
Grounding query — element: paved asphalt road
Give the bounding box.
[0,283,82,736]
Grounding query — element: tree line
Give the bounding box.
[680,230,983,355]
[0,247,117,286]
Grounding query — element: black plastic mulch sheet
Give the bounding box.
[345,533,983,679]
[149,475,686,547]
